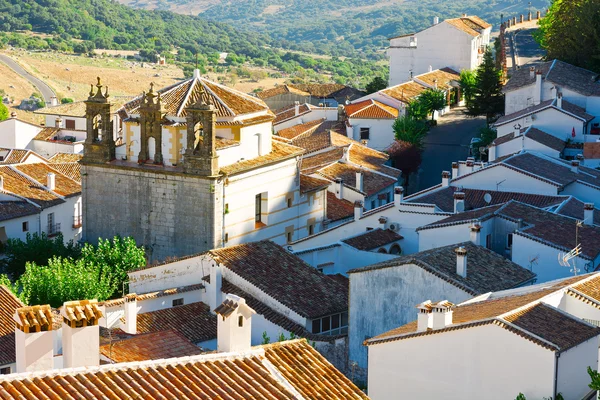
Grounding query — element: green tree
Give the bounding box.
[418,88,447,122]
[588,366,600,391]
[392,115,428,149]
[365,76,387,94]
[535,0,600,73]
[60,98,74,104]
[0,103,8,121]
[466,47,504,124]
[459,70,477,106]
[406,99,428,121]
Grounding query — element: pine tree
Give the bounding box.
[0,103,8,122]
[467,47,504,124]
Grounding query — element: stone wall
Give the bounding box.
[82,164,223,262]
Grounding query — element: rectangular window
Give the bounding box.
[312,319,320,334]
[486,234,492,249]
[321,316,331,333]
[287,231,293,243]
[287,198,292,208]
[308,224,314,235]
[371,200,376,209]
[65,119,76,130]
[507,233,513,248]
[224,233,229,243]
[255,194,261,223]
[22,221,28,232]
[172,298,184,307]
[360,127,370,140]
[0,367,10,375]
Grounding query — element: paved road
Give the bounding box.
[0,54,56,104]
[513,28,545,67]
[414,108,486,192]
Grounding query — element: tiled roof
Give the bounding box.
[348,143,401,178]
[35,97,133,117]
[290,84,365,100]
[220,141,304,175]
[209,241,348,319]
[0,339,368,400]
[48,162,81,182]
[349,241,535,295]
[278,118,326,139]
[409,186,566,213]
[256,85,310,99]
[134,301,217,344]
[100,330,204,363]
[342,228,403,251]
[345,99,398,119]
[0,286,25,366]
[100,284,205,307]
[291,125,348,154]
[415,67,460,90]
[445,16,490,36]
[524,127,566,152]
[15,163,81,198]
[381,81,427,103]
[300,147,344,174]
[327,191,355,222]
[222,280,346,342]
[33,127,60,141]
[273,103,313,124]
[556,197,600,225]
[0,149,37,165]
[318,163,397,196]
[300,174,329,194]
[0,166,64,208]
[368,274,600,348]
[495,99,554,125]
[48,153,83,163]
[123,76,269,119]
[0,201,39,222]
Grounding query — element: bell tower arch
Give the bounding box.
[184,84,219,176]
[137,83,164,164]
[83,77,115,163]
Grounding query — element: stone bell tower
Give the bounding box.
[137,83,164,164]
[184,84,219,176]
[82,77,115,163]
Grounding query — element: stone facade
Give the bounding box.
[82,164,222,261]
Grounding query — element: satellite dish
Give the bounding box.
[483,193,492,204]
[456,202,465,212]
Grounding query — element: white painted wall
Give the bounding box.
[497,107,586,142]
[561,182,600,205]
[15,329,54,373]
[367,323,556,400]
[349,118,395,151]
[452,164,559,195]
[556,336,599,400]
[29,140,83,158]
[273,108,338,131]
[61,324,100,368]
[491,134,561,161]
[0,119,41,149]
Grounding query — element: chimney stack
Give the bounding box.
[571,160,580,174]
[455,246,467,278]
[534,71,542,105]
[556,92,563,109]
[441,171,451,187]
[356,170,364,192]
[378,216,388,230]
[10,111,17,119]
[428,65,433,72]
[394,186,404,207]
[453,191,465,213]
[193,69,201,79]
[465,157,475,173]
[462,13,467,17]
[354,200,363,221]
[50,96,58,107]
[433,16,439,25]
[121,294,138,334]
[529,66,535,79]
[335,178,344,200]
[576,154,584,166]
[14,305,55,373]
[431,300,454,330]
[0,176,3,191]
[294,101,300,116]
[584,203,595,226]
[451,162,459,179]
[416,300,432,332]
[470,224,482,245]
[46,173,56,191]
[215,294,256,353]
[61,300,103,368]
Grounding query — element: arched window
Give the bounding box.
[390,244,402,255]
[148,137,156,160]
[377,248,387,254]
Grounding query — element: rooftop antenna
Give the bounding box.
[528,254,539,271]
[558,220,583,275]
[496,179,506,191]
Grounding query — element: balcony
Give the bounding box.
[47,223,61,238]
[73,215,82,229]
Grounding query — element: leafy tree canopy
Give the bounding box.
[392,114,428,149]
[418,88,447,122]
[0,103,8,121]
[466,47,504,124]
[365,76,387,94]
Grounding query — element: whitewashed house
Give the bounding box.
[0,285,26,374]
[488,127,566,161]
[366,272,600,400]
[345,99,398,151]
[347,241,535,379]
[0,116,42,150]
[273,102,339,132]
[388,15,491,86]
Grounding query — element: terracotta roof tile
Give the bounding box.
[556,197,600,225]
[0,339,367,399]
[327,191,355,222]
[209,241,348,319]
[0,201,39,222]
[47,162,81,183]
[415,68,460,90]
[381,81,428,103]
[300,174,329,194]
[134,302,217,344]
[15,163,81,198]
[278,118,326,140]
[318,163,397,196]
[48,153,83,163]
[33,127,60,141]
[349,241,535,295]
[0,149,28,165]
[290,84,365,100]
[36,97,132,118]
[256,85,310,99]
[348,144,401,178]
[445,16,489,36]
[220,141,304,175]
[0,166,64,208]
[301,147,343,174]
[342,228,403,251]
[100,330,204,363]
[273,103,313,124]
[100,284,205,307]
[0,286,25,365]
[345,100,398,119]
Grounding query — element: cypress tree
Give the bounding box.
[467,47,504,124]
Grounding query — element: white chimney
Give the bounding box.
[584,203,595,226]
[342,147,350,162]
[470,224,482,245]
[294,101,300,116]
[451,162,459,179]
[576,154,585,166]
[354,200,363,221]
[465,157,475,174]
[534,71,542,105]
[394,186,404,207]
[416,300,432,332]
[455,246,467,278]
[50,96,58,106]
[556,92,563,109]
[14,305,55,373]
[462,13,467,17]
[215,294,256,353]
[453,192,465,213]
[335,178,344,200]
[62,300,103,368]
[378,216,388,230]
[441,171,451,187]
[193,69,201,79]
[0,176,3,191]
[46,173,56,191]
[121,294,137,334]
[356,170,364,192]
[529,66,535,79]
[428,65,433,72]
[571,160,580,173]
[433,16,439,25]
[54,117,62,128]
[431,300,454,330]
[207,262,223,311]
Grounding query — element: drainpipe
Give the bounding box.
[553,352,560,399]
